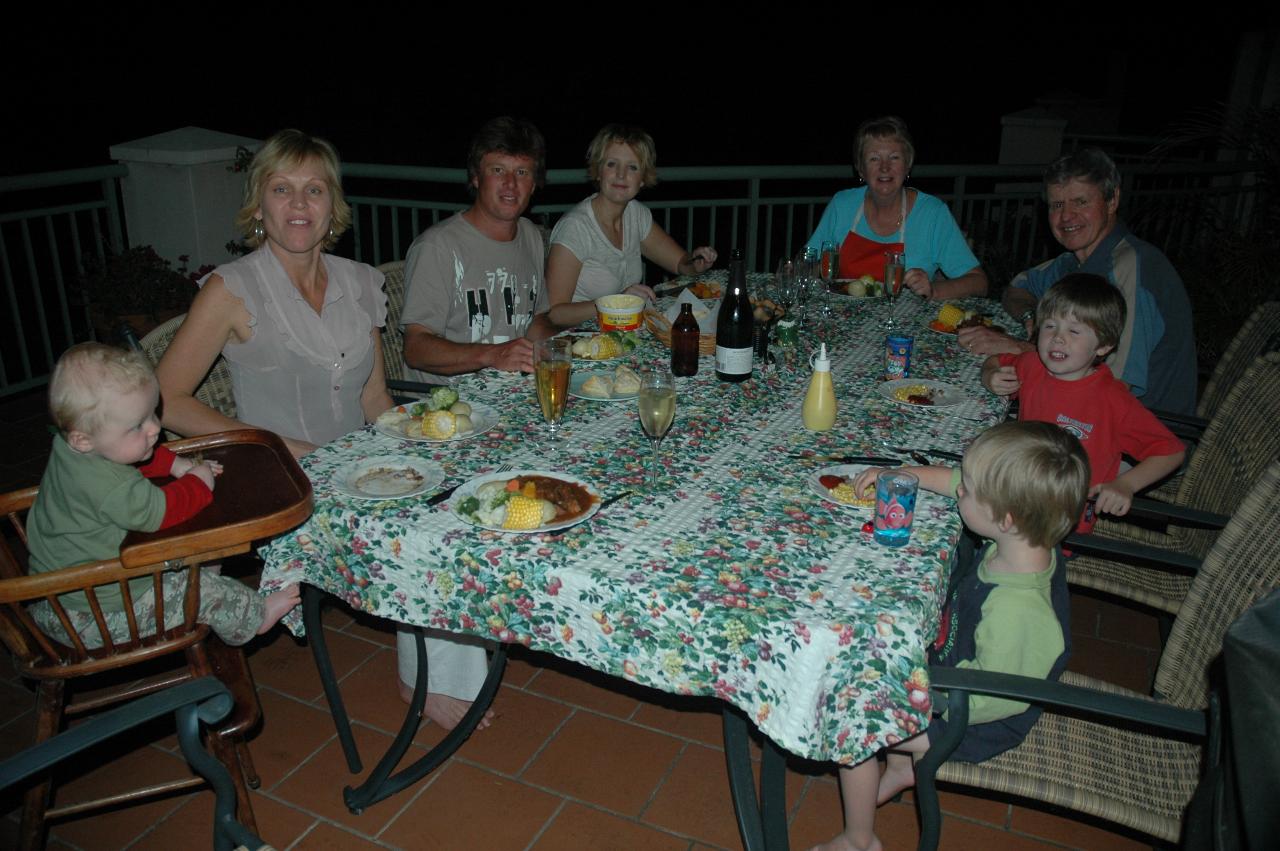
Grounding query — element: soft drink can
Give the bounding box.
[885,335,913,380]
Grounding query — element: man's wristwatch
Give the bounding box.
[1018,309,1035,327]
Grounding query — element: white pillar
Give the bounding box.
[109,127,261,269]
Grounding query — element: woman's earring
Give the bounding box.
[329,224,336,240]
[253,220,265,240]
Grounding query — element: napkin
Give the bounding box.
[665,291,718,334]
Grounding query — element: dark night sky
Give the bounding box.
[3,11,1256,176]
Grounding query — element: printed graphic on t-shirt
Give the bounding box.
[1055,414,1094,443]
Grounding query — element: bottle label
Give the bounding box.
[715,346,753,375]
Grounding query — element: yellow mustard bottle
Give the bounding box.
[802,342,837,431]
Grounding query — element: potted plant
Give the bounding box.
[78,245,211,342]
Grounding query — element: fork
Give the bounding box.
[427,463,512,506]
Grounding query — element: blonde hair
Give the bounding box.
[233,129,351,250]
[585,124,658,188]
[962,421,1090,548]
[49,343,156,436]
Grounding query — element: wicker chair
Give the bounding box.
[140,313,238,422]
[914,459,1280,849]
[376,259,439,399]
[1156,300,1280,440]
[1066,351,1280,614]
[377,260,408,386]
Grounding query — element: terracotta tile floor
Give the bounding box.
[0,390,1166,849]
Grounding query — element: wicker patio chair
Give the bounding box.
[1065,351,1280,615]
[1155,300,1280,440]
[140,312,238,422]
[0,677,272,851]
[376,259,440,400]
[913,459,1280,850]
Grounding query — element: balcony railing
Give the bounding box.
[0,165,126,398]
[0,158,1261,399]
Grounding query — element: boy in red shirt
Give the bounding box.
[981,273,1184,532]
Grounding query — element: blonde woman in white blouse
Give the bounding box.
[157,129,490,732]
[546,124,717,328]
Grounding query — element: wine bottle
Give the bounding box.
[671,303,700,376]
[715,249,754,382]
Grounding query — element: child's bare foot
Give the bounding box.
[257,584,300,635]
[397,679,495,731]
[876,757,915,805]
[809,831,883,851]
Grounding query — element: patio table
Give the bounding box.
[258,278,1014,845]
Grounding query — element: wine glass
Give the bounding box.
[773,258,799,318]
[535,338,572,445]
[637,368,676,491]
[798,247,824,325]
[883,250,905,329]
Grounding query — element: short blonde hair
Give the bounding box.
[586,124,658,188]
[49,343,156,436]
[962,421,1090,548]
[233,129,351,250]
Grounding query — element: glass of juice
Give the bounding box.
[637,368,676,491]
[535,338,572,445]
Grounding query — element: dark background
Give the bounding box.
[3,11,1253,175]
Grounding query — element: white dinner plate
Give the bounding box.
[809,464,878,510]
[453,469,601,534]
[333,457,442,500]
[877,379,968,408]
[373,401,499,443]
[569,371,639,402]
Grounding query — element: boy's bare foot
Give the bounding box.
[876,757,915,806]
[809,832,883,851]
[257,584,301,635]
[397,679,494,731]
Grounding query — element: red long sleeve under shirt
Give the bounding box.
[137,446,213,529]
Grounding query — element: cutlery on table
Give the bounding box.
[789,454,902,466]
[879,443,963,463]
[596,490,635,511]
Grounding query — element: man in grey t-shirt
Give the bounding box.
[401,117,555,386]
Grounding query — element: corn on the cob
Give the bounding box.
[503,494,547,529]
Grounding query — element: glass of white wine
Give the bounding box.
[637,368,676,491]
[535,338,572,446]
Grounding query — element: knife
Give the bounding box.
[791,454,902,466]
[426,482,461,506]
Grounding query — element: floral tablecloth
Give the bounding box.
[259,284,1015,765]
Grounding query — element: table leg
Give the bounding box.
[721,705,789,850]
[303,585,363,772]
[301,585,508,814]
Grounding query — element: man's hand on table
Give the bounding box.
[957,325,1033,357]
[486,338,536,373]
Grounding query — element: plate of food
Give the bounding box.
[810,464,878,509]
[877,379,968,408]
[333,456,442,500]
[570,364,642,401]
[374,390,498,442]
[453,470,600,533]
[563,330,641,362]
[833,276,882,298]
[926,303,1002,336]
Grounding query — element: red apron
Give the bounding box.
[839,190,907,280]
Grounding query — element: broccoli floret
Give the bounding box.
[426,386,459,412]
[407,402,428,417]
[457,496,480,517]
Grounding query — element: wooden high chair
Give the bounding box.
[0,429,311,850]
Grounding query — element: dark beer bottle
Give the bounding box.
[671,303,700,376]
